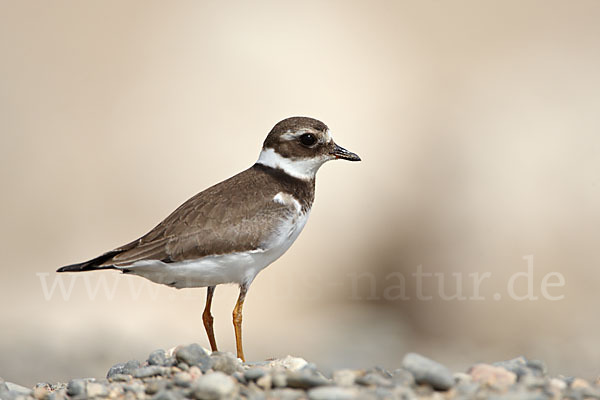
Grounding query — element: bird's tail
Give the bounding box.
[57,250,123,273]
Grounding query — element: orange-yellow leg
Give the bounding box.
[202,286,218,352]
[232,284,248,362]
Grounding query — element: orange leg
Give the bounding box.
[232,284,248,362]
[202,286,218,352]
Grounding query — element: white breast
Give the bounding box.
[120,192,310,289]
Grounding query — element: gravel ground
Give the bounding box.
[1,345,598,400]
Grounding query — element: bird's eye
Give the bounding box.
[299,133,317,146]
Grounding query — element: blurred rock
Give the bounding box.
[402,352,454,390]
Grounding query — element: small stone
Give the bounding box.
[256,374,272,390]
[66,379,86,397]
[266,356,308,371]
[123,382,145,394]
[333,370,358,387]
[86,382,109,398]
[469,363,517,387]
[189,366,203,379]
[453,372,472,385]
[286,371,329,389]
[174,372,193,387]
[355,372,393,387]
[152,389,184,400]
[272,372,288,388]
[308,386,357,400]
[492,357,529,378]
[402,353,454,391]
[5,382,33,395]
[268,388,306,400]
[148,349,168,366]
[391,368,414,387]
[33,386,49,400]
[211,352,242,375]
[572,378,591,389]
[244,368,267,382]
[191,371,236,400]
[550,378,566,391]
[526,360,547,376]
[133,366,165,379]
[177,363,190,371]
[145,380,168,395]
[108,374,130,382]
[106,360,141,379]
[176,344,213,372]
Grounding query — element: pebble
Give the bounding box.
[86,382,109,397]
[210,352,242,375]
[255,374,272,390]
[66,379,86,397]
[308,386,357,400]
[5,347,594,400]
[244,368,267,382]
[191,371,236,400]
[469,363,517,387]
[493,357,529,378]
[285,371,329,390]
[332,369,358,387]
[133,366,166,379]
[151,389,184,400]
[268,388,306,400]
[106,360,141,379]
[148,349,169,366]
[175,344,213,373]
[173,372,193,387]
[32,386,48,400]
[402,352,454,391]
[266,355,308,371]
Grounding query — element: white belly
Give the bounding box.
[120,209,310,289]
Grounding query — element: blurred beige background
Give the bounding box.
[2,0,600,386]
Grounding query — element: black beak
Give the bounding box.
[331,143,361,161]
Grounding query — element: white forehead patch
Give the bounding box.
[257,148,331,180]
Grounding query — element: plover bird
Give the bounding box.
[57,116,360,361]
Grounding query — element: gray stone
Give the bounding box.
[272,372,288,388]
[332,370,358,387]
[151,389,185,400]
[286,371,329,389]
[66,379,86,397]
[391,368,415,386]
[123,382,145,394]
[5,382,33,395]
[191,371,236,400]
[106,360,141,379]
[176,344,213,372]
[174,372,193,387]
[525,360,547,377]
[244,368,267,382]
[268,388,306,400]
[0,379,8,392]
[133,366,166,379]
[148,349,169,366]
[107,374,130,382]
[210,352,242,375]
[493,357,529,378]
[355,372,393,387]
[402,352,454,391]
[308,386,357,400]
[149,380,173,395]
[231,371,246,384]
